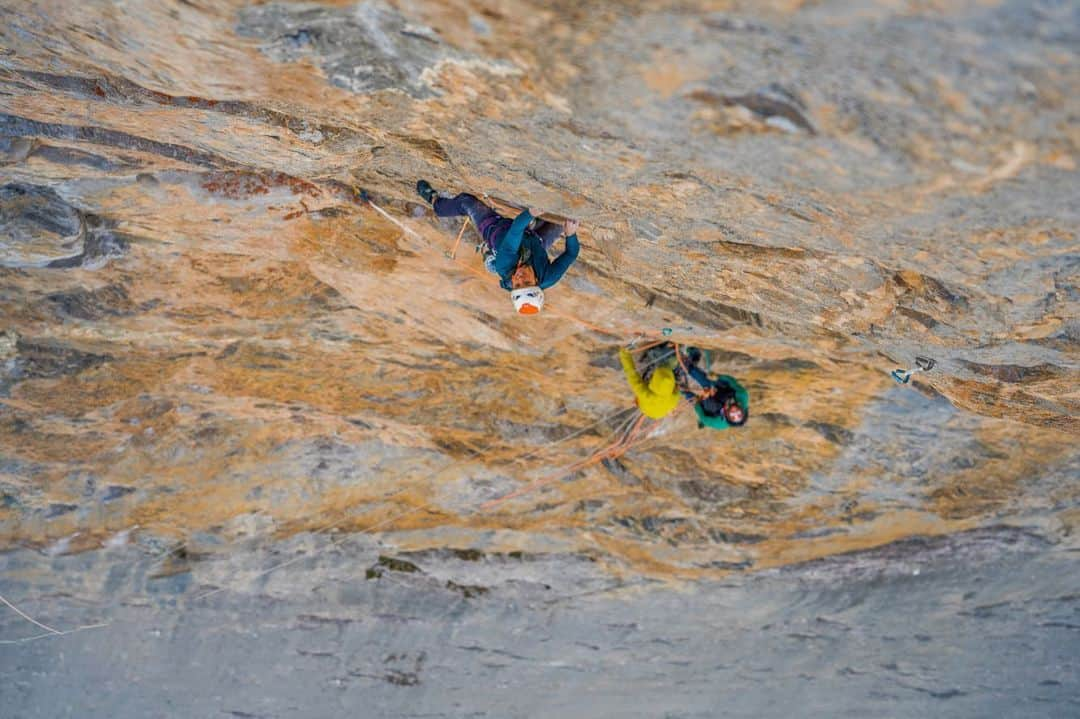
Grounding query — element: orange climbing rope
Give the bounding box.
[544,304,627,338]
[480,403,687,512]
[674,341,691,377]
[447,217,470,259]
[628,339,668,354]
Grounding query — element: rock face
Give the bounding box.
[5,526,1079,718]
[0,0,1077,714]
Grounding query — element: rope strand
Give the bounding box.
[0,592,62,636]
[0,592,110,645]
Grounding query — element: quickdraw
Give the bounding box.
[891,356,937,384]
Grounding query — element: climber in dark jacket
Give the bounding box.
[677,347,750,430]
[417,180,580,315]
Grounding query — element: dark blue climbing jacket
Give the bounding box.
[489,209,580,290]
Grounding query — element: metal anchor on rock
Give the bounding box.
[891,356,936,384]
[661,326,695,336]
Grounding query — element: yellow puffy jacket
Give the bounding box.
[619,348,680,419]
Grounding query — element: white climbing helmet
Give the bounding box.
[510,286,544,315]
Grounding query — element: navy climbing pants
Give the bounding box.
[433,193,563,252]
[433,193,502,249]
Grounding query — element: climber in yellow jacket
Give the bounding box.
[618,347,680,419]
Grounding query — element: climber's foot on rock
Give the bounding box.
[416,180,437,205]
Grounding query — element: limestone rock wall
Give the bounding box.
[0,0,1077,584]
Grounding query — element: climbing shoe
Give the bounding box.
[416,179,437,205]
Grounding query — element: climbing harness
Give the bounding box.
[451,205,536,280]
[670,342,715,401]
[891,355,936,384]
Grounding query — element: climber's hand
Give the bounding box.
[564,218,580,235]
